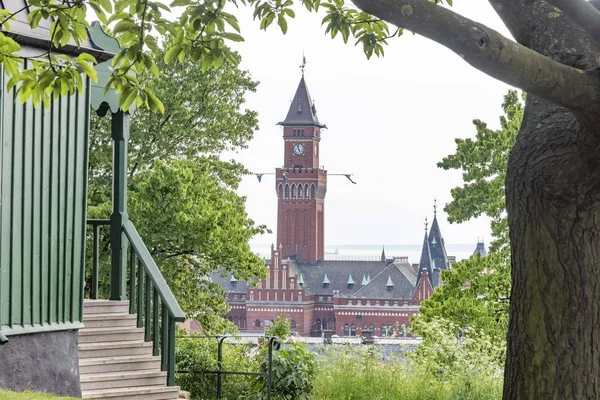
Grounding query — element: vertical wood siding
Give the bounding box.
[0,61,90,334]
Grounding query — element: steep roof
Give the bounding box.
[210,271,248,293]
[417,230,433,279]
[352,262,416,300]
[298,260,388,296]
[473,240,488,257]
[278,77,326,127]
[428,214,450,270]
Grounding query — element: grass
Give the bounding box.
[0,390,78,400]
[311,345,503,400]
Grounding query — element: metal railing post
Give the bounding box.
[217,336,226,400]
[91,224,100,299]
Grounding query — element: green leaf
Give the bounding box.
[164,45,181,64]
[113,19,136,34]
[277,14,288,34]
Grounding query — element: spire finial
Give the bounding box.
[300,54,306,77]
[433,198,437,216]
[425,216,429,232]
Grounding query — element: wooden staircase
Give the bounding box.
[79,300,180,400]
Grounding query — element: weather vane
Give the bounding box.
[300,54,306,77]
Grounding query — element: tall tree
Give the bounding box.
[9,0,600,397]
[438,90,523,255]
[87,50,267,333]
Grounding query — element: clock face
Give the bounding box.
[293,143,305,155]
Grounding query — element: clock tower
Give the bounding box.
[275,76,327,264]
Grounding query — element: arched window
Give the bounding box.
[291,184,296,199]
[234,317,239,327]
[323,319,328,329]
[369,324,374,333]
[305,185,309,199]
[241,318,246,329]
[350,324,356,336]
[291,320,297,329]
[284,184,290,199]
[311,184,316,198]
[381,325,388,337]
[362,324,368,332]
[316,319,321,330]
[298,186,303,199]
[255,319,261,328]
[277,184,282,198]
[344,324,350,336]
[400,324,406,337]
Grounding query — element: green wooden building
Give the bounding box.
[0,2,185,398]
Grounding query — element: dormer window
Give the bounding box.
[347,274,355,289]
[323,273,330,288]
[230,275,238,287]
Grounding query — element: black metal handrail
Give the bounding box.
[86,219,185,386]
[176,335,281,400]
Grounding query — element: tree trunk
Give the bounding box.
[504,95,600,399]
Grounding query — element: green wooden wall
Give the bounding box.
[0,59,91,335]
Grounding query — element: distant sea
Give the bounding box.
[250,243,479,265]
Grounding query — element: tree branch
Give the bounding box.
[350,0,600,112]
[544,0,600,45]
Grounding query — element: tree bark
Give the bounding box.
[505,96,600,399]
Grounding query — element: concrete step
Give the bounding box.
[83,313,138,328]
[79,340,153,359]
[79,327,145,343]
[80,370,167,391]
[81,385,179,400]
[79,355,161,374]
[84,300,130,315]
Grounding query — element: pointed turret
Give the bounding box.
[381,246,386,262]
[322,273,330,286]
[428,199,450,271]
[417,217,434,288]
[361,274,368,286]
[278,77,326,128]
[473,238,488,257]
[386,275,394,288]
[298,273,305,286]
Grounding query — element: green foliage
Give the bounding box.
[175,336,257,400]
[87,50,267,333]
[252,341,317,400]
[265,316,292,340]
[311,345,502,400]
[416,252,510,347]
[437,90,523,254]
[3,0,459,108]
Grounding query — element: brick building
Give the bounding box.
[212,73,464,337]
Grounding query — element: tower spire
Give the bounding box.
[433,198,437,216]
[300,54,306,77]
[425,216,428,233]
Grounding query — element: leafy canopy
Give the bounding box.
[411,91,522,368]
[1,0,452,110]
[87,49,267,333]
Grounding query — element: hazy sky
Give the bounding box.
[222,2,514,247]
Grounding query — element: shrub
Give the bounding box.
[175,335,257,400]
[251,341,317,400]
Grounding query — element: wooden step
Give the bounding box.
[84,300,130,315]
[80,370,167,391]
[81,385,179,400]
[79,327,144,343]
[83,313,137,328]
[79,340,153,359]
[79,355,161,374]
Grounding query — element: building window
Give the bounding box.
[381,325,387,337]
[255,319,261,328]
[344,324,350,336]
[291,320,297,329]
[305,185,309,199]
[316,319,321,331]
[369,324,374,333]
[350,324,356,336]
[323,319,328,329]
[362,324,368,333]
[285,185,290,198]
[291,185,296,199]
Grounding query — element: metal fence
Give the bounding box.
[176,335,281,400]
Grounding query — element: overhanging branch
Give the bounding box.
[350,0,600,112]
[544,0,600,45]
